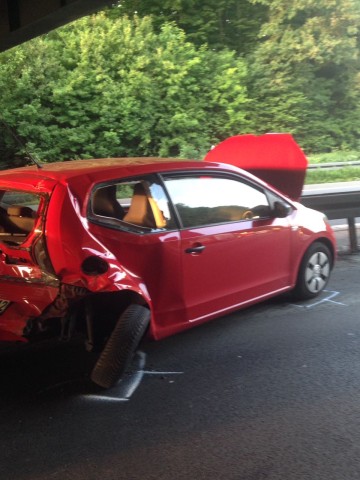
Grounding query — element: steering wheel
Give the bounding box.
[242,210,253,220]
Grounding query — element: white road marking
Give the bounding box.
[85,395,129,402]
[140,370,184,375]
[83,351,183,403]
[292,290,346,309]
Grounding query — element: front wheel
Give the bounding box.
[294,242,332,300]
[91,304,150,389]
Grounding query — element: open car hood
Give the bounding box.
[204,133,308,201]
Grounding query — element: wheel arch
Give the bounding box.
[81,289,155,347]
[293,238,334,300]
[294,236,335,284]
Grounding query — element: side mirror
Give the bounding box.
[273,201,292,218]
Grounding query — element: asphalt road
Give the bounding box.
[1,253,360,480]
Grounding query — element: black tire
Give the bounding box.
[294,241,332,300]
[91,304,150,389]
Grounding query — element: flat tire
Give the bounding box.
[91,304,150,389]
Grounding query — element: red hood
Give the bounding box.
[204,133,308,200]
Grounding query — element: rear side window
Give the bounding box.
[89,177,176,233]
[0,190,41,244]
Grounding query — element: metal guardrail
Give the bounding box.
[301,184,360,253]
[308,161,360,170]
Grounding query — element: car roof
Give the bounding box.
[0,157,292,204]
[0,157,243,183]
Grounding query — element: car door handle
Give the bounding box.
[185,245,206,254]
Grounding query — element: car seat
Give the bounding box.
[123,183,166,229]
[92,185,125,219]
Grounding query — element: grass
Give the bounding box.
[307,150,360,164]
[305,167,360,184]
[305,150,360,184]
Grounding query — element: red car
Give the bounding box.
[0,157,336,387]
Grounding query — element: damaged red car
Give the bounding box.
[0,147,336,388]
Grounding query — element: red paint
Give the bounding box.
[204,134,308,200]
[0,157,335,344]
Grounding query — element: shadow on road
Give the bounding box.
[0,340,100,406]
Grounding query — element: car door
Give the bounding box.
[163,173,293,324]
[87,175,191,337]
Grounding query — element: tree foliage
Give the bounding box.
[111,0,360,152]
[107,0,267,54]
[247,0,360,151]
[0,15,249,161]
[0,1,359,163]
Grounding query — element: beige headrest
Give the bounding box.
[7,205,34,217]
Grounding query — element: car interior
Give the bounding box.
[0,200,36,244]
[92,182,167,230]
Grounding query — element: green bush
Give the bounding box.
[0,15,249,163]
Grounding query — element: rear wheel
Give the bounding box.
[294,242,332,300]
[91,304,150,389]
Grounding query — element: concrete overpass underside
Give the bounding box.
[0,0,115,53]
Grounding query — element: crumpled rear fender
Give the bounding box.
[45,182,152,300]
[0,182,153,342]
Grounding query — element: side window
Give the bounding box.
[0,190,41,243]
[90,177,175,232]
[164,175,271,228]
